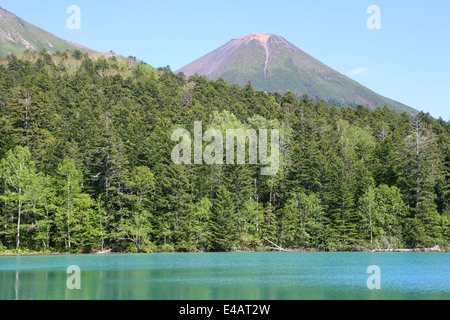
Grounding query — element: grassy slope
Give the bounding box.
[14,50,158,80]
[0,6,92,58]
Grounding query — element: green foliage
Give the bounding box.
[357,185,407,250]
[0,52,449,253]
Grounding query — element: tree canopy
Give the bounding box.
[0,51,449,253]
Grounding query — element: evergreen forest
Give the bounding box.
[0,50,449,254]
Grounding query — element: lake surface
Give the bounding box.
[0,252,449,300]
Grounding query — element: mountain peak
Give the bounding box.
[236,33,273,44]
[234,33,293,48]
[177,33,416,114]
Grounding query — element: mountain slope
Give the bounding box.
[0,6,92,58]
[177,33,416,114]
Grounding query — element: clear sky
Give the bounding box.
[1,0,449,120]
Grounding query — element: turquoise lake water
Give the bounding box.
[0,252,449,300]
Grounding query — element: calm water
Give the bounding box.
[0,252,449,300]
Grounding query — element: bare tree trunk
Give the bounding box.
[17,192,22,250]
[369,193,373,250]
[67,174,71,249]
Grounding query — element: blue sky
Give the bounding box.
[1,0,449,120]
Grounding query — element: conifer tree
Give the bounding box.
[398,115,443,247]
[212,185,237,251]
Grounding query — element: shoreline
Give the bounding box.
[1,246,447,257]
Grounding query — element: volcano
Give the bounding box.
[177,33,416,114]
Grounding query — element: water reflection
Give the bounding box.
[0,253,449,300]
[15,270,18,300]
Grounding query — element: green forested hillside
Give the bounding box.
[0,51,449,253]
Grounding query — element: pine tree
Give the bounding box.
[262,202,278,245]
[398,114,443,247]
[238,199,264,248]
[212,185,237,251]
[191,197,214,251]
[279,192,299,248]
[90,111,130,246]
[71,193,97,252]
